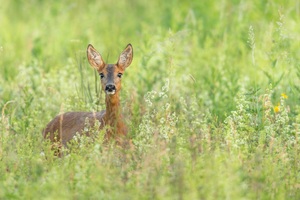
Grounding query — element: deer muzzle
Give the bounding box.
[105,84,116,95]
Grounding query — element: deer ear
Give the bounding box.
[87,44,105,71]
[117,44,133,70]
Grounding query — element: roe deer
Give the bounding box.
[43,44,133,148]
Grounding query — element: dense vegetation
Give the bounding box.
[0,0,299,199]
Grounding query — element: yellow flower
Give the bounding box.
[274,103,280,113]
[281,93,288,99]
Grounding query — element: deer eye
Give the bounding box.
[99,73,104,79]
[117,73,123,78]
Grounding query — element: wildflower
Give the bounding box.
[274,103,280,113]
[281,93,288,99]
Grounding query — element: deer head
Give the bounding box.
[87,44,133,95]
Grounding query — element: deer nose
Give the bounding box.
[105,84,116,92]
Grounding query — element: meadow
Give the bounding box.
[0,0,300,199]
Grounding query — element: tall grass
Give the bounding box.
[0,0,300,199]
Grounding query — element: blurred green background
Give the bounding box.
[0,0,300,199]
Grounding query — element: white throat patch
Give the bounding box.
[106,90,116,95]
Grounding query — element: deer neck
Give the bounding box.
[105,93,121,119]
[104,92,126,137]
